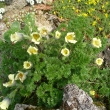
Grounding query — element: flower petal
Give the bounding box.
[23,61,32,69]
[0,98,10,110]
[15,71,27,83]
[65,32,77,44]
[92,38,102,48]
[61,48,70,57]
[8,74,14,81]
[31,32,41,44]
[3,80,15,87]
[27,45,38,55]
[95,58,103,66]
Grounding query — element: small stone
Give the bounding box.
[0,22,7,39]
[14,104,36,110]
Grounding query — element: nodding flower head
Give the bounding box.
[0,98,10,110]
[65,32,77,44]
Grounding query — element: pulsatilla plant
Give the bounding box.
[0,13,109,110]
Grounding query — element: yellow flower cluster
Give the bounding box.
[62,32,77,57]
[55,31,77,57]
[7,26,49,88]
[86,0,99,5]
[4,29,42,88]
[6,26,50,88]
[55,31,103,67]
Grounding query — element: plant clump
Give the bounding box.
[0,0,110,110]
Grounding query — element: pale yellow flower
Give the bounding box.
[0,98,10,110]
[65,32,77,44]
[95,58,103,66]
[87,0,99,5]
[92,38,102,48]
[38,27,50,37]
[55,31,61,39]
[10,32,23,43]
[3,74,15,87]
[31,32,41,44]
[27,45,38,55]
[61,48,70,57]
[23,61,32,69]
[90,90,95,96]
[15,71,27,83]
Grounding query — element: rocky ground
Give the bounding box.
[0,0,57,38]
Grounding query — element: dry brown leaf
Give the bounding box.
[34,4,53,10]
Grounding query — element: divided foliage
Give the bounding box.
[0,12,109,110]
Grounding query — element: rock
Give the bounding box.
[5,0,13,5]
[3,0,27,26]
[0,22,7,40]
[5,0,27,12]
[63,84,106,110]
[35,10,59,32]
[14,104,36,110]
[14,104,60,110]
[103,48,110,67]
[98,38,110,68]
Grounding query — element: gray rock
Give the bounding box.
[14,104,36,110]
[5,0,27,12]
[0,22,7,40]
[103,38,110,67]
[63,84,106,110]
[5,0,13,5]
